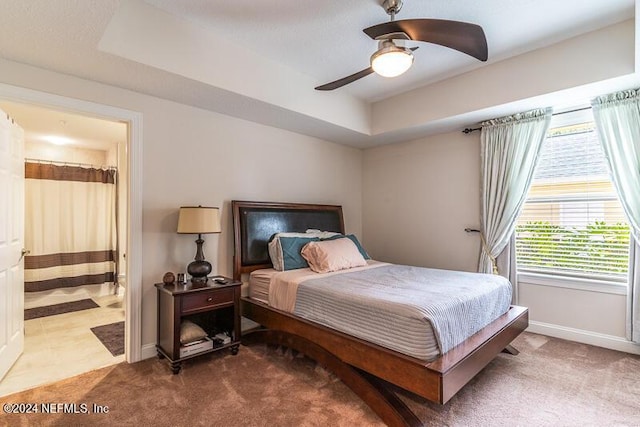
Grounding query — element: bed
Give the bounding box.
[233,200,528,426]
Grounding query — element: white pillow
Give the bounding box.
[305,229,342,239]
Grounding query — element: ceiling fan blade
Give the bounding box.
[315,67,375,91]
[364,19,488,61]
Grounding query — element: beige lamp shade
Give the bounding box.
[177,206,221,234]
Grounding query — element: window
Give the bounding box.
[515,110,631,284]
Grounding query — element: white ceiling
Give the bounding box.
[0,100,126,152]
[0,0,635,147]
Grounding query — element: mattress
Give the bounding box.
[248,268,274,304]
[249,262,512,361]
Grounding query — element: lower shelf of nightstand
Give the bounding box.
[156,340,241,374]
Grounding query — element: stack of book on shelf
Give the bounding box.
[179,336,213,358]
[213,332,231,346]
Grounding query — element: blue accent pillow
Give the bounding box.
[323,234,370,260]
[278,236,320,270]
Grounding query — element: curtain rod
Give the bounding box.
[25,157,117,171]
[462,106,593,134]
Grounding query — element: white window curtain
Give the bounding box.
[24,163,118,292]
[479,108,553,277]
[591,89,640,343]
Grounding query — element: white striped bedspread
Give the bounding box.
[293,264,513,361]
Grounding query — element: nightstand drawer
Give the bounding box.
[181,288,234,314]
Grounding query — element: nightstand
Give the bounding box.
[155,276,241,374]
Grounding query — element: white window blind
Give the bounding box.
[515,119,631,282]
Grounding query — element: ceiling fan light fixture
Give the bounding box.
[370,40,414,78]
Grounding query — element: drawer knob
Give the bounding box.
[207,297,213,302]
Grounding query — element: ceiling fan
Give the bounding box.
[315,0,488,91]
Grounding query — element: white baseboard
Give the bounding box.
[140,343,158,360]
[527,321,640,355]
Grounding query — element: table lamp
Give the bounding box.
[177,206,221,282]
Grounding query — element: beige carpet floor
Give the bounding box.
[1,332,639,426]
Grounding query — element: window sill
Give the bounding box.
[517,271,628,295]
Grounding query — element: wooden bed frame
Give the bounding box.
[232,200,528,426]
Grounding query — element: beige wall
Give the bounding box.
[518,283,626,337]
[0,58,363,349]
[116,142,127,288]
[25,140,108,166]
[362,130,481,272]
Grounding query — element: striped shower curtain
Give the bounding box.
[24,162,117,292]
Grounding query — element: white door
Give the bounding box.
[0,110,25,380]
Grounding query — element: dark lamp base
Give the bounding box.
[187,260,212,282]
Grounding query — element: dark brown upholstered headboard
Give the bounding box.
[232,201,345,280]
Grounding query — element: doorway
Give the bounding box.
[0,84,142,394]
[0,101,128,395]
[0,82,143,386]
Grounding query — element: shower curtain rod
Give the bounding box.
[25,157,117,171]
[461,106,592,134]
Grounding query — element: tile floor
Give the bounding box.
[0,285,125,397]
